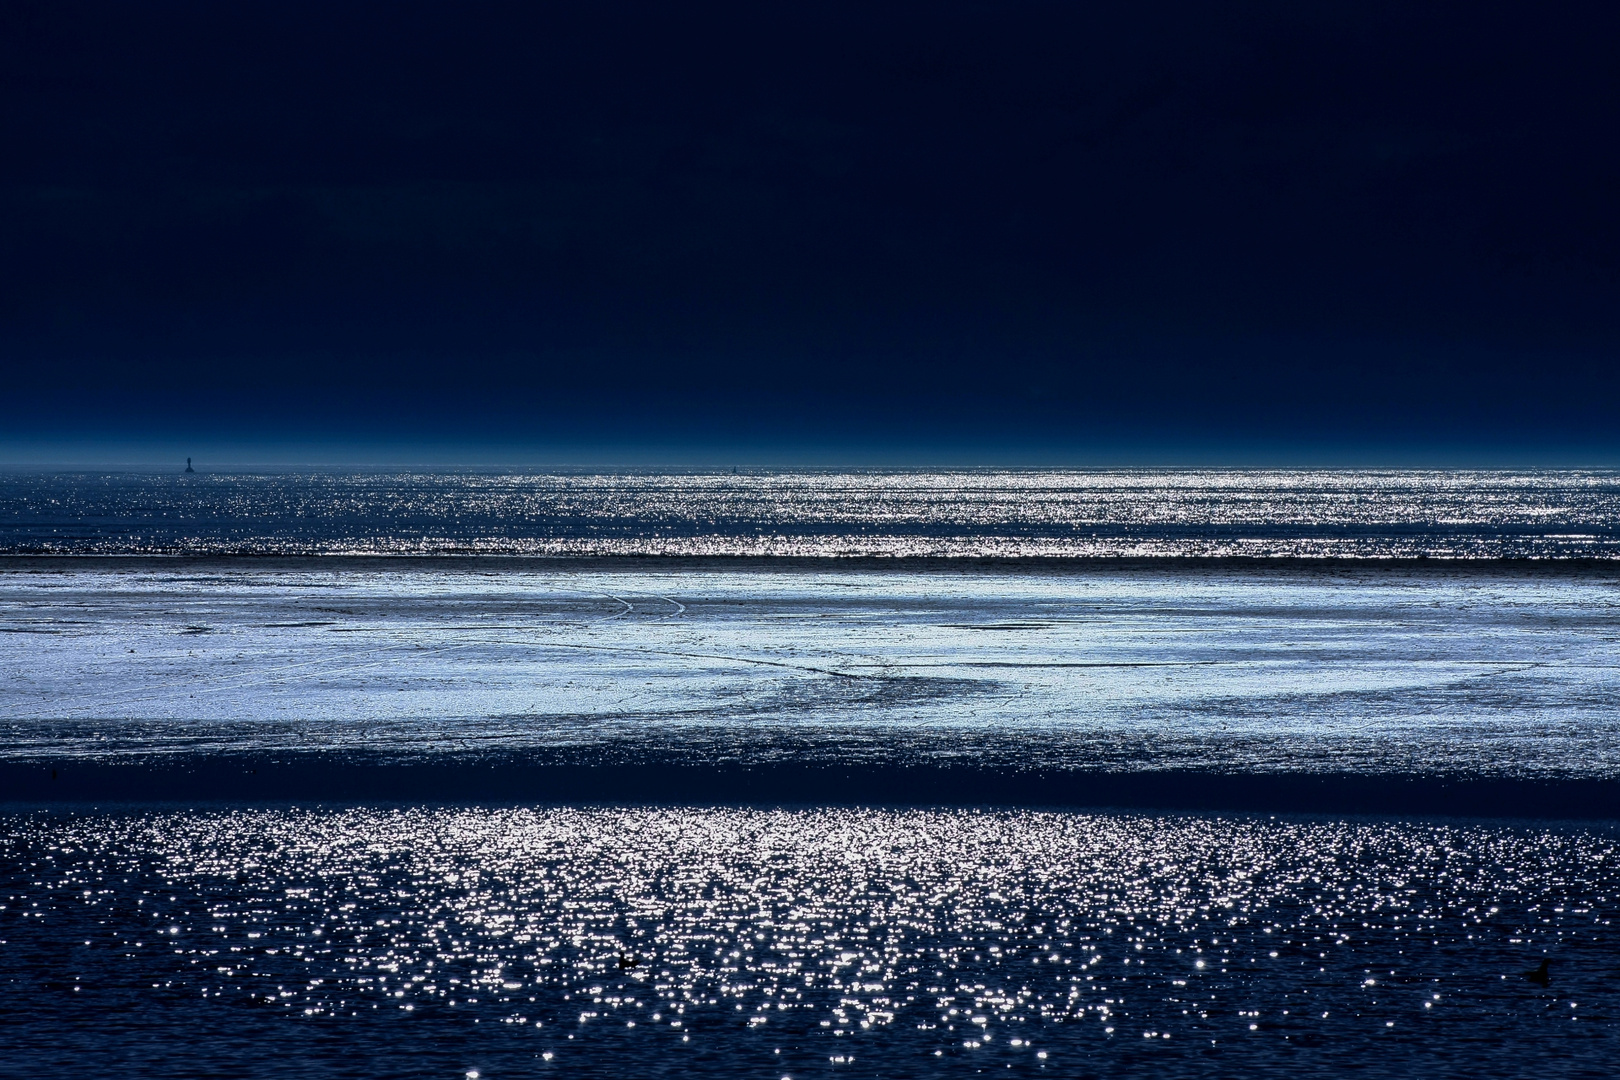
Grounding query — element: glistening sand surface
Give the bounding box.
[4,560,1619,780]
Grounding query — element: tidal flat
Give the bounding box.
[3,559,1619,794]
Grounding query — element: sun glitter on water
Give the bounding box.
[2,807,1613,1077]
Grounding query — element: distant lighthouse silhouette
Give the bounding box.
[184,457,194,474]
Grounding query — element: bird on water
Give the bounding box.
[184,457,194,473]
[1521,959,1551,987]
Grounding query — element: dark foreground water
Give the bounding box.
[2,470,1619,1075]
[3,808,1614,1079]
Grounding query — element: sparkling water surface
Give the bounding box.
[5,469,1620,557]
[4,470,1619,1075]
[2,807,1614,1078]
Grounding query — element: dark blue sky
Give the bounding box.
[4,1,1619,462]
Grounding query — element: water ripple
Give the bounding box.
[5,469,1620,558]
[2,808,1615,1077]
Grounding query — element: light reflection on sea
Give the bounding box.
[3,469,1620,557]
[5,469,1619,1075]
[1,808,1614,1078]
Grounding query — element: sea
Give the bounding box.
[2,469,1617,1077]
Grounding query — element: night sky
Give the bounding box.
[4,1,1619,462]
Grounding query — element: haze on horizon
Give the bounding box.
[4,2,1618,462]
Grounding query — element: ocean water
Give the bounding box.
[3,470,1618,1076]
[3,808,1615,1078]
[4,468,1620,557]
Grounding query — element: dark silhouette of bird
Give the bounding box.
[184,457,194,473]
[1521,959,1551,987]
[617,953,639,970]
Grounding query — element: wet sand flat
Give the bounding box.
[3,560,1618,788]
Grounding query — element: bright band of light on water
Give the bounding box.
[2,808,1611,1074]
